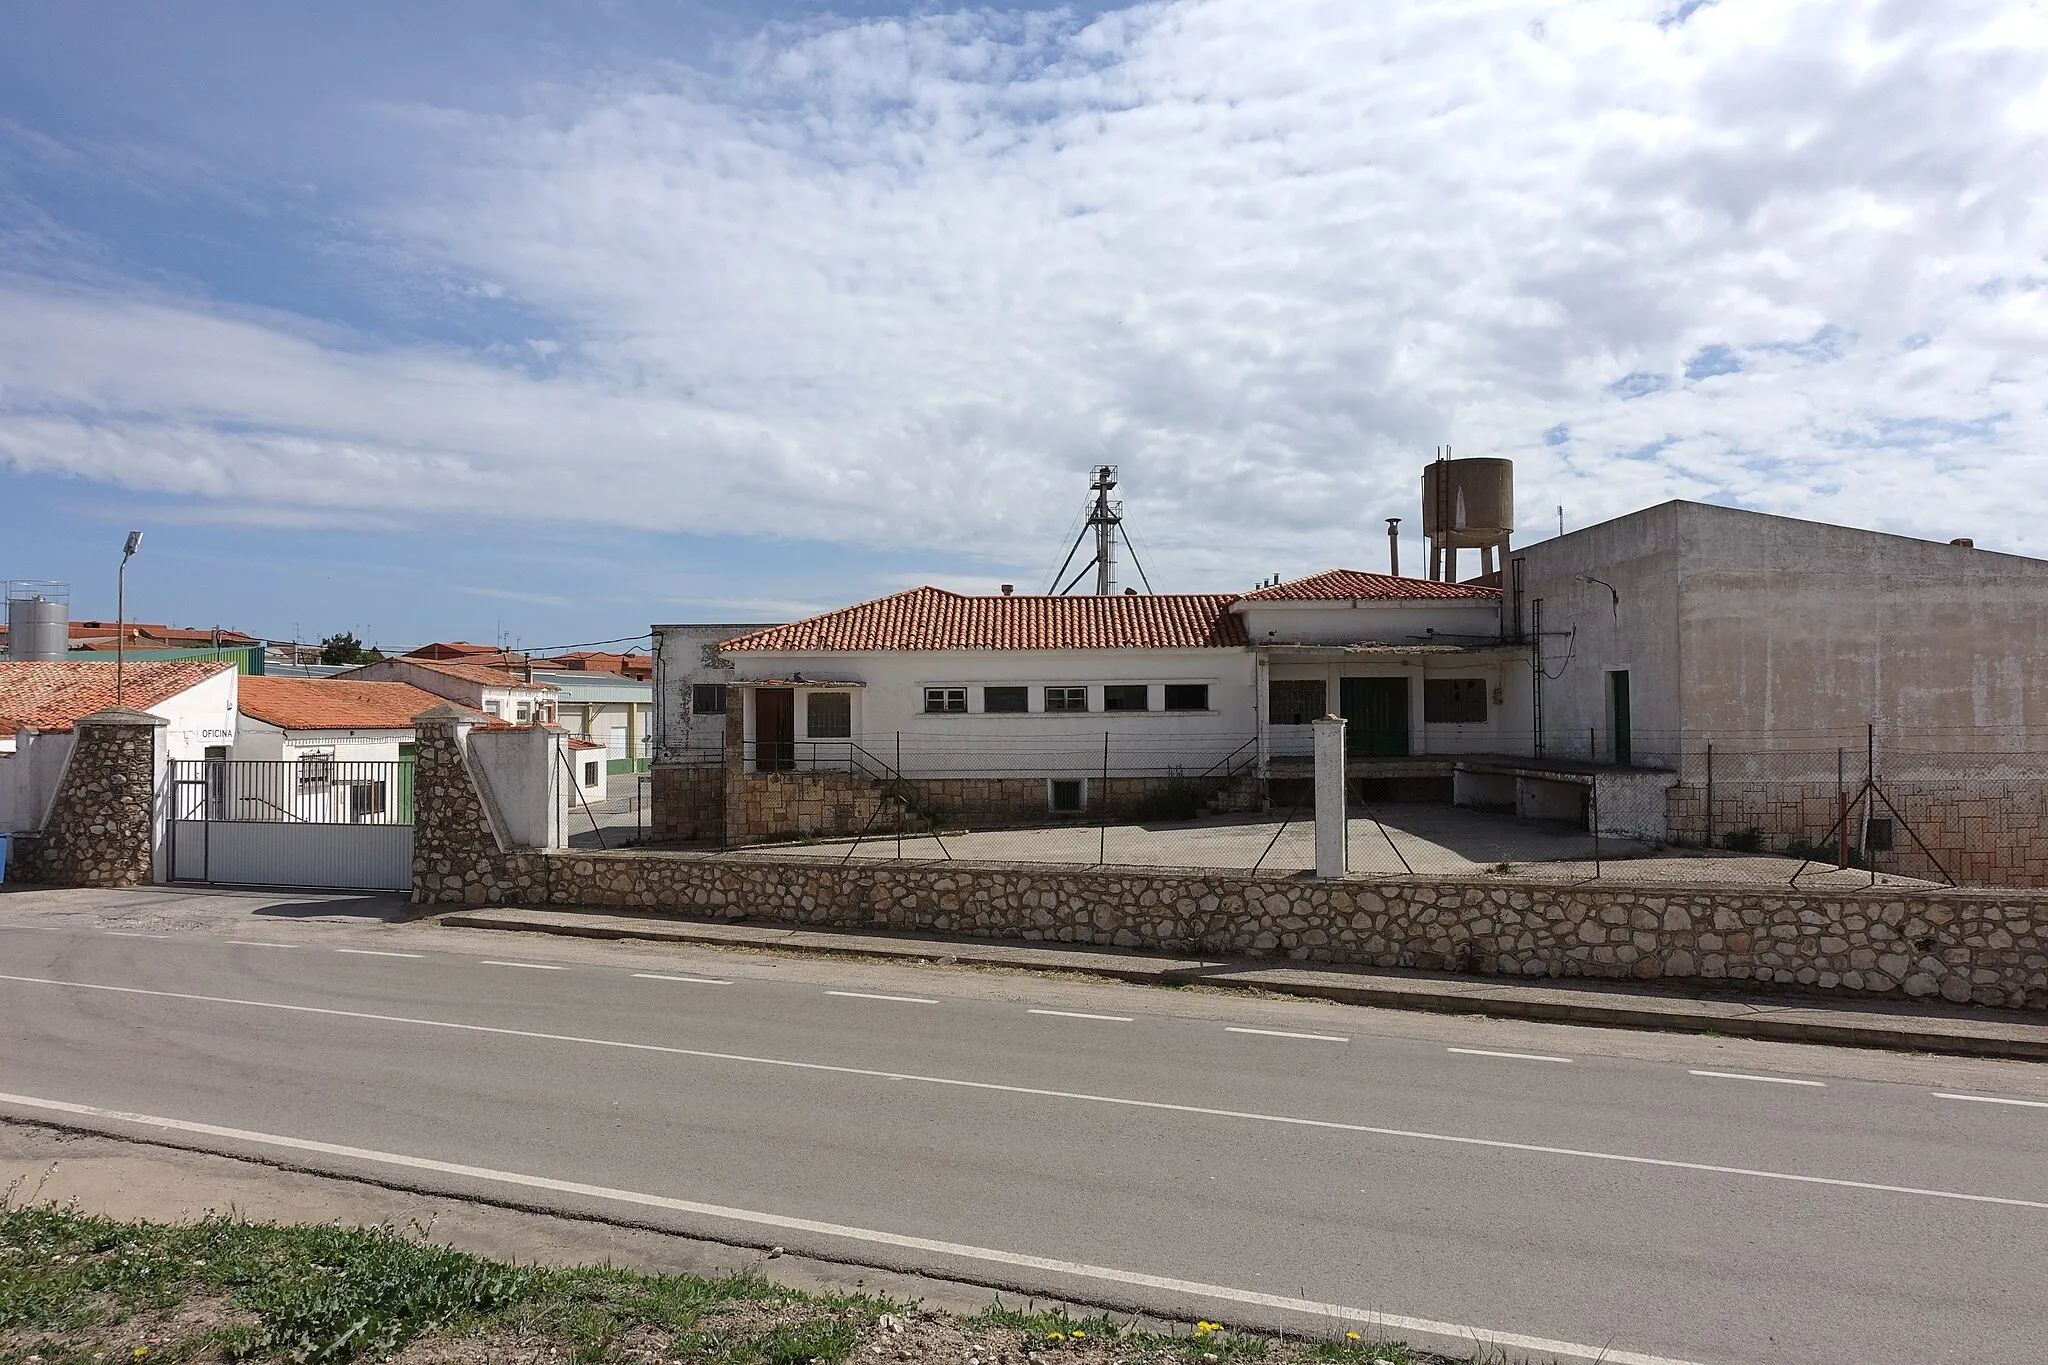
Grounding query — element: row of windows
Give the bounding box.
[1269,677,1490,725]
[925,684,1210,715]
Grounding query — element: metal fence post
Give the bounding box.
[1098,731,1109,866]
[1704,742,1715,850]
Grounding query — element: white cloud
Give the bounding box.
[3,0,2046,586]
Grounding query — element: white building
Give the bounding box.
[0,659,238,834]
[234,676,446,764]
[650,622,781,765]
[335,657,557,724]
[538,669,652,778]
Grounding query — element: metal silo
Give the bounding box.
[5,581,70,661]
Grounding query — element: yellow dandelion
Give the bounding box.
[1346,1333,1361,1342]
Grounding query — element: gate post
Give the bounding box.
[10,707,166,887]
[1313,714,1348,879]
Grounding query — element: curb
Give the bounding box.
[435,908,2048,1063]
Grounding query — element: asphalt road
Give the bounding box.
[1,887,2045,1364]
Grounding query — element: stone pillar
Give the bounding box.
[409,702,505,904]
[1313,714,1348,879]
[11,707,166,887]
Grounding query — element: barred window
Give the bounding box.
[298,752,335,787]
[1268,680,1325,725]
[807,691,853,738]
[1424,678,1487,723]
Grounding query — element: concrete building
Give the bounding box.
[234,676,446,765]
[539,669,652,777]
[335,657,557,724]
[651,623,781,765]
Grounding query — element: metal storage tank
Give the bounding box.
[5,581,70,661]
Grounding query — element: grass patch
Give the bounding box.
[2,1202,1541,1364]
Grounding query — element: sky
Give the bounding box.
[2,0,2044,651]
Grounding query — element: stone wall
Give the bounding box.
[650,764,724,842]
[410,712,510,905]
[413,719,2048,1009]
[6,709,163,888]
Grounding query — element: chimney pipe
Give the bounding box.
[1950,538,1974,548]
[1000,584,1015,595]
[1386,518,1402,576]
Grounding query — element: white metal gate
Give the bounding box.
[168,759,414,892]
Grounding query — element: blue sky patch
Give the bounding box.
[1684,344,1741,381]
[1608,371,1671,400]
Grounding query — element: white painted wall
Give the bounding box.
[0,729,76,833]
[730,646,1259,777]
[651,624,779,763]
[156,666,240,760]
[1264,648,1532,759]
[469,724,570,849]
[1235,598,1502,646]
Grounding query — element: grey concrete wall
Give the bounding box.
[1516,501,2048,755]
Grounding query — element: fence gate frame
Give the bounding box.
[166,757,415,892]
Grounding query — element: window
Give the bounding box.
[584,761,600,787]
[1268,680,1326,725]
[807,691,852,738]
[483,701,502,717]
[1163,684,1209,711]
[348,780,387,821]
[924,687,968,713]
[297,752,335,787]
[1103,684,1149,711]
[1424,677,1488,724]
[515,701,533,723]
[1050,779,1085,812]
[983,686,1029,714]
[691,683,728,714]
[1045,686,1088,713]
[1865,817,1895,852]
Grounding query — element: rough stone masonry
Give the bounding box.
[413,715,2048,1010]
[6,708,164,888]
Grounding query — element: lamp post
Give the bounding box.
[114,530,143,706]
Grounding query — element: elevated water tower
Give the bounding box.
[1421,451,1514,583]
[5,581,70,660]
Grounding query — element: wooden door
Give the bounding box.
[1339,677,1410,757]
[754,688,795,771]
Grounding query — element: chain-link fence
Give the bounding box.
[688,726,2048,889]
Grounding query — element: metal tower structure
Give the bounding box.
[1046,465,1157,595]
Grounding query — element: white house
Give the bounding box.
[0,659,238,836]
[538,669,652,778]
[234,676,446,763]
[335,657,557,724]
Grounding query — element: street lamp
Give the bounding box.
[114,530,143,706]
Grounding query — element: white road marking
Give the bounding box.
[332,949,423,959]
[1028,1009,1134,1022]
[633,973,733,986]
[1,973,2041,1212]
[1226,1027,1349,1043]
[225,941,299,949]
[1689,1070,1826,1088]
[1936,1092,2048,1109]
[102,931,152,938]
[0,1089,1707,1365]
[827,990,938,1005]
[1447,1047,1573,1064]
[480,961,566,971]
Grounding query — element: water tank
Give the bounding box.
[1421,458,1514,548]
[6,581,70,661]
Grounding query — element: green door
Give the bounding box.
[396,743,416,823]
[1608,671,1632,767]
[1339,677,1410,757]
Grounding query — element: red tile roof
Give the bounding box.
[0,660,234,738]
[237,677,450,731]
[1237,569,1500,602]
[722,588,1249,653]
[348,658,557,690]
[403,641,511,661]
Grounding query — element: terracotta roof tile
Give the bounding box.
[722,588,1249,653]
[237,677,450,731]
[0,660,234,738]
[1238,569,1500,602]
[340,658,558,690]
